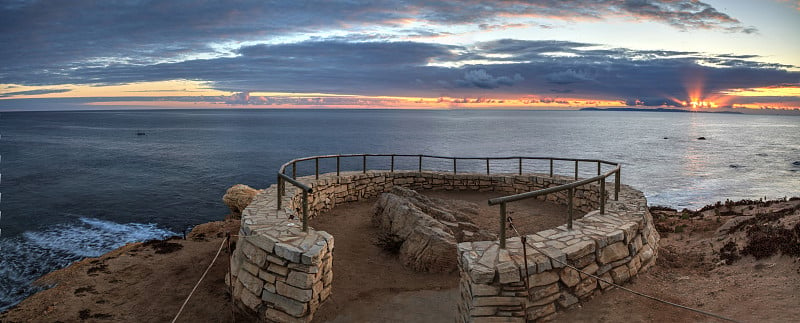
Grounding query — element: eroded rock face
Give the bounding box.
[372,187,495,272]
[223,184,263,219]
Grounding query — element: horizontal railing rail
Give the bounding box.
[275,154,620,244]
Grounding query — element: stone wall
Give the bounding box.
[229,169,655,322]
[456,186,659,322]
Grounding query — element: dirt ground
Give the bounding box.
[2,193,798,323]
[0,220,245,323]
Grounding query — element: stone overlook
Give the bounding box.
[228,168,658,322]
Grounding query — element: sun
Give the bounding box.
[686,100,718,110]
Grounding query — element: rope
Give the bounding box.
[171,236,228,323]
[505,217,741,323]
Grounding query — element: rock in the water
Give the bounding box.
[697,136,707,140]
[223,184,262,219]
[372,187,495,272]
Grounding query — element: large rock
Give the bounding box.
[223,184,263,219]
[372,187,495,272]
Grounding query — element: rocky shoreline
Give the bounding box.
[1,195,798,322]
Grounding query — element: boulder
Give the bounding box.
[372,187,495,272]
[223,184,262,219]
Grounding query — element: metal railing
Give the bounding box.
[276,154,620,237]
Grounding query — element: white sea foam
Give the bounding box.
[0,217,176,311]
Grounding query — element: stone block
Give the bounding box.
[275,243,303,263]
[286,271,315,289]
[572,253,596,268]
[241,240,268,267]
[560,267,581,287]
[628,255,642,277]
[528,283,558,301]
[563,240,595,260]
[301,244,325,265]
[240,288,262,312]
[264,308,307,323]
[470,265,496,284]
[557,291,579,309]
[268,263,290,276]
[320,285,332,302]
[267,255,289,266]
[640,244,654,263]
[246,235,277,253]
[288,263,320,274]
[473,296,522,307]
[620,222,639,243]
[497,260,521,284]
[473,284,501,296]
[258,270,277,284]
[604,230,625,244]
[598,242,629,264]
[322,270,333,286]
[264,282,276,293]
[470,306,497,316]
[526,303,556,321]
[528,271,559,287]
[629,234,643,255]
[598,272,614,290]
[610,265,630,284]
[277,281,313,302]
[242,260,260,276]
[262,290,308,317]
[574,277,597,298]
[238,269,264,295]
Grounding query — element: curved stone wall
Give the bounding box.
[228,170,657,322]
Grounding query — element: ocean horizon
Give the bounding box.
[1,108,799,311]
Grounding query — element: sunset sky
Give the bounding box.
[1,0,799,111]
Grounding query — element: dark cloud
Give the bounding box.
[545,69,596,85]
[0,88,71,97]
[455,70,524,89]
[4,38,797,104]
[0,0,757,86]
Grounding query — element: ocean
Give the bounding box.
[1,109,798,310]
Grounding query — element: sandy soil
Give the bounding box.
[2,192,797,323]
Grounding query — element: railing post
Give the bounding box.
[453,159,457,174]
[362,155,366,174]
[486,158,490,175]
[292,161,297,179]
[276,174,282,210]
[614,169,620,201]
[302,190,308,232]
[574,160,579,180]
[600,179,606,214]
[391,155,395,172]
[597,161,601,176]
[549,159,554,177]
[418,155,422,172]
[499,202,507,249]
[568,187,574,230]
[315,158,319,180]
[518,158,522,175]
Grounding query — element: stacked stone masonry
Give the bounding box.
[229,170,657,322]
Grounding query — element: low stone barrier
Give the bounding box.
[228,170,656,322]
[457,187,658,322]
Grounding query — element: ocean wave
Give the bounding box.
[0,218,176,312]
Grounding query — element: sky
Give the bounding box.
[0,0,799,111]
